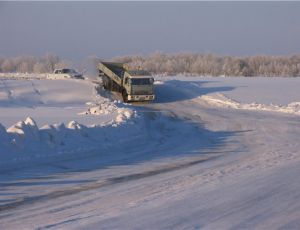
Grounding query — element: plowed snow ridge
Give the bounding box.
[200,93,300,115]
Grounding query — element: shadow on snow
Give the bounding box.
[0,79,247,212]
[154,80,235,104]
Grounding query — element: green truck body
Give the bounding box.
[98,62,155,102]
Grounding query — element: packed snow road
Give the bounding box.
[0,76,300,229]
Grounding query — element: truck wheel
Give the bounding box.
[109,79,114,91]
[103,81,107,89]
[102,76,108,90]
[122,91,128,103]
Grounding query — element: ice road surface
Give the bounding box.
[0,74,300,229]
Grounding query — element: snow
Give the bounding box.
[0,74,300,229]
[0,74,137,169]
[155,76,300,116]
[0,75,127,127]
[200,93,300,116]
[163,76,300,105]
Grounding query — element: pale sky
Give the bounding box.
[1,1,300,61]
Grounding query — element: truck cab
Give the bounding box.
[123,70,155,102]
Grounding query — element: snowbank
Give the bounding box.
[0,73,47,80]
[0,75,140,168]
[200,93,300,116]
[0,113,138,168]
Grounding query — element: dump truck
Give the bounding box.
[98,62,155,102]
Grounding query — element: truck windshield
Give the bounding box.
[130,78,153,85]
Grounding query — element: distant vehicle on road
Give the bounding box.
[48,68,84,80]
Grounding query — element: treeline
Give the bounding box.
[0,54,71,73]
[112,52,300,77]
[1,53,300,77]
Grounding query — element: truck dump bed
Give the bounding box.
[98,62,126,85]
[102,62,125,78]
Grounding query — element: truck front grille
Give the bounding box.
[134,91,151,95]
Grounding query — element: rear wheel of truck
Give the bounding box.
[103,81,107,90]
[102,76,109,90]
[105,78,113,91]
[122,90,128,103]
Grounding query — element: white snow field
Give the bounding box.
[0,75,300,229]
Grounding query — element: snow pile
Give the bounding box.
[200,93,300,116]
[6,117,40,147]
[0,76,139,168]
[67,121,89,137]
[0,104,198,170]
[7,117,39,139]
[0,108,140,168]
[288,102,300,112]
[40,123,68,147]
[114,108,135,125]
[154,80,164,85]
[79,100,135,125]
[80,100,118,115]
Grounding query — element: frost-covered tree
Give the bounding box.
[54,59,72,69]
[18,62,31,73]
[33,62,48,73]
[1,59,16,72]
[1,53,299,76]
[110,52,300,77]
[44,53,60,72]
